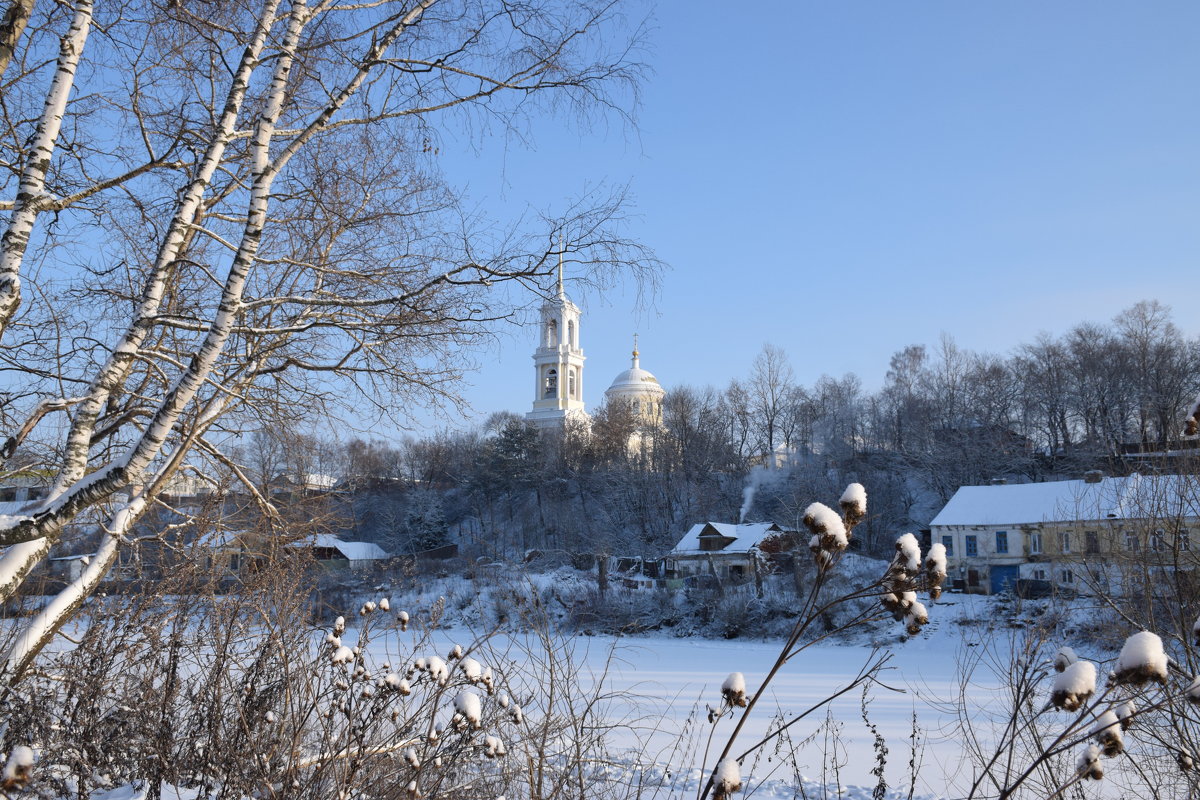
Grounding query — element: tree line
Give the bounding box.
[292,299,1199,561]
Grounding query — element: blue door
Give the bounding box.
[990,565,1019,595]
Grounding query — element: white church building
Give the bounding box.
[524,256,664,433]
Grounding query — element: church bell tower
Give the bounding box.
[526,247,586,429]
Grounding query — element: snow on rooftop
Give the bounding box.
[930,474,1200,528]
[669,522,786,554]
[288,533,388,561]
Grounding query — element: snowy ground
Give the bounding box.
[358,594,1009,800]
[37,587,1145,799]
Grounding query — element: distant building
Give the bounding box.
[526,252,588,431]
[664,521,797,584]
[288,533,389,569]
[604,335,665,447]
[930,473,1200,595]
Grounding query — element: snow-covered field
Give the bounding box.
[381,594,1011,800]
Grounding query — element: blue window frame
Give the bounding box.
[942,535,953,557]
[965,535,978,557]
[996,531,1008,554]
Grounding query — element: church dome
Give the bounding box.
[605,337,665,431]
[606,364,662,394]
[605,338,664,398]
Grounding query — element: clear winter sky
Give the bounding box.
[402,1,1200,434]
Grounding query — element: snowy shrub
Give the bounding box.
[0,561,646,800]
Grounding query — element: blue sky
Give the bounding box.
[409,1,1200,433]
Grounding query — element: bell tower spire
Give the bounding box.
[557,234,564,296]
[526,239,587,430]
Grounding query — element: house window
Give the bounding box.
[1061,569,1074,584]
[941,535,953,557]
[965,535,978,558]
[1060,532,1071,554]
[1181,530,1191,551]
[995,531,1008,554]
[1029,533,1042,555]
[1151,530,1164,552]
[1085,532,1099,555]
[699,536,721,552]
[1032,568,1047,581]
[1124,531,1139,553]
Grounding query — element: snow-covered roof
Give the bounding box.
[930,474,1200,528]
[289,533,388,561]
[192,528,246,549]
[670,522,785,554]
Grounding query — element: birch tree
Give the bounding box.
[0,0,652,680]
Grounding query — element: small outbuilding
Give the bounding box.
[664,522,797,584]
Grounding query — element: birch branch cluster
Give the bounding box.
[0,0,654,678]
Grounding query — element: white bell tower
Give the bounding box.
[526,247,587,430]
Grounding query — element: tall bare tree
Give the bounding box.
[0,0,654,679]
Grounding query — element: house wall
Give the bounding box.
[933,516,1199,595]
[666,554,756,584]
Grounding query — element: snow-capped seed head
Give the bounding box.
[839,483,867,525]
[894,533,922,573]
[1186,676,1200,704]
[360,601,377,616]
[1180,749,1195,772]
[331,646,354,666]
[1114,699,1137,729]
[497,692,510,709]
[803,503,849,550]
[1051,660,1097,711]
[904,601,929,635]
[461,657,483,682]
[398,610,410,631]
[1053,646,1078,673]
[333,616,346,636]
[713,757,742,799]
[448,644,464,661]
[483,734,506,758]
[1076,744,1104,780]
[404,748,420,768]
[925,542,947,584]
[881,591,906,620]
[511,704,523,724]
[426,656,449,685]
[455,691,483,729]
[721,672,748,708]
[1114,631,1169,686]
[2,746,34,788]
[1091,710,1124,756]
[405,780,419,796]
[379,598,390,611]
[324,633,340,646]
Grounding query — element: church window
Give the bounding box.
[569,369,576,398]
[544,368,557,398]
[545,319,558,348]
[568,320,576,348]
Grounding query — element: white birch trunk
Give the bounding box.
[0,0,283,602]
[1,493,145,681]
[0,0,93,339]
